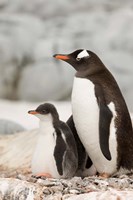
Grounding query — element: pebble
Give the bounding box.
[43,188,53,195]
[69,189,81,195]
[37,179,58,187]
[51,185,64,193]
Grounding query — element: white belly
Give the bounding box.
[32,128,60,178]
[72,77,117,174]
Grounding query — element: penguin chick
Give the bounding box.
[28,103,78,179]
[53,49,133,177]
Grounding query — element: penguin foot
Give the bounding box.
[34,173,52,179]
[99,173,110,178]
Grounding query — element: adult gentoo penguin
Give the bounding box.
[28,103,78,178]
[53,49,133,177]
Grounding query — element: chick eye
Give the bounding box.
[76,57,81,61]
[42,110,47,114]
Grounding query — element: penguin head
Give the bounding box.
[28,103,59,123]
[53,49,105,75]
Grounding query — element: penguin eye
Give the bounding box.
[42,110,47,114]
[76,57,81,61]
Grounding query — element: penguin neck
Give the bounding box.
[75,67,105,78]
[39,115,60,134]
[74,59,106,78]
[39,119,54,135]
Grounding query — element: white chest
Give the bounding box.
[31,122,60,178]
[72,77,117,174]
[72,77,99,148]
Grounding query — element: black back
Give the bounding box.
[54,120,78,176]
[54,128,66,176]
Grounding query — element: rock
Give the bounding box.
[17,60,74,101]
[0,64,18,99]
[0,14,43,100]
[0,178,44,200]
[0,119,26,134]
[66,190,133,200]
[1,0,132,19]
[0,129,38,169]
[69,189,81,195]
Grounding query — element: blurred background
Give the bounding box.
[0,0,133,130]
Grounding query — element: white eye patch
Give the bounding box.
[77,50,89,59]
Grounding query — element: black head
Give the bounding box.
[36,103,58,115]
[53,49,105,76]
[28,103,59,123]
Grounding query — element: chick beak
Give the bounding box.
[28,110,39,115]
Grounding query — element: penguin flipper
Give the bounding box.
[54,130,67,176]
[95,85,113,161]
[99,103,113,160]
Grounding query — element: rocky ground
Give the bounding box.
[0,102,132,199]
[0,129,133,200]
[0,167,133,199]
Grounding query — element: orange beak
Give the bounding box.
[28,110,39,115]
[53,54,70,60]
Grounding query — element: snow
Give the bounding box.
[0,100,71,130]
